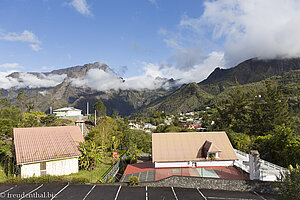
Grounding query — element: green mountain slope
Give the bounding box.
[132,65,300,117]
[132,82,214,116]
[199,57,300,95]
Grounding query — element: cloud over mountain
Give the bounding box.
[0,71,66,90]
[180,0,300,67]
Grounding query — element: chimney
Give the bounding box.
[249,150,260,180]
[75,120,84,136]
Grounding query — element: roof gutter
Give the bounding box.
[17,155,80,166]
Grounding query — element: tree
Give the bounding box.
[78,141,104,170]
[252,124,300,168]
[217,82,250,133]
[27,104,35,112]
[94,99,106,118]
[88,116,119,152]
[22,111,46,127]
[278,164,300,200]
[249,80,290,135]
[227,130,252,152]
[40,114,57,126]
[16,90,28,123]
[269,124,300,167]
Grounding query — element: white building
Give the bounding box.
[13,126,84,178]
[152,132,238,168]
[53,107,83,119]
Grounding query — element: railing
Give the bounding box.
[234,149,249,158]
[234,160,250,173]
[259,159,286,171]
[97,153,126,183]
[233,148,288,181]
[234,148,286,172]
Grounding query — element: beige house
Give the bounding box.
[13,126,84,178]
[152,132,238,168]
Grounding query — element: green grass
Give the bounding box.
[0,165,8,183]
[0,163,112,184]
[69,163,111,183]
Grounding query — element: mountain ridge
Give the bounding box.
[1,57,300,117]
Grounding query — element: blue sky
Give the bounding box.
[0,0,207,77]
[1,0,300,91]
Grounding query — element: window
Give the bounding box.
[207,152,219,160]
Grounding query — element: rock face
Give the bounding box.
[1,62,175,116]
[2,58,300,116]
[199,57,300,94]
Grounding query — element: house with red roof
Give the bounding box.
[13,126,84,178]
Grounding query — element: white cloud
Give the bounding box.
[0,30,40,43]
[70,68,123,91]
[0,30,42,51]
[70,65,171,91]
[30,44,42,51]
[69,0,92,16]
[69,52,224,92]
[0,71,19,90]
[157,28,167,36]
[142,51,224,85]
[180,0,300,67]
[0,71,66,90]
[148,0,158,8]
[0,63,24,69]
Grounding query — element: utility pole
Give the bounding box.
[87,102,89,116]
[94,110,97,126]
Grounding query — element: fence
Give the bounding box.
[97,153,126,183]
[233,148,288,181]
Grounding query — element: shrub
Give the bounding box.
[278,164,300,199]
[129,176,140,185]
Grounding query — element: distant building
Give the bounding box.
[53,107,83,119]
[13,126,84,178]
[152,132,238,168]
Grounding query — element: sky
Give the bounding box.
[1,0,300,91]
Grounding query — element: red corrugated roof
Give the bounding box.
[13,126,84,164]
[124,162,154,175]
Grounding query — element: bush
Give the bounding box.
[129,176,140,185]
[278,164,300,199]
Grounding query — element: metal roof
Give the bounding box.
[53,107,81,112]
[14,126,84,164]
[152,131,238,162]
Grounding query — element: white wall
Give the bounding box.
[20,163,40,178]
[46,157,79,176]
[54,110,82,117]
[66,110,82,116]
[196,160,234,167]
[155,161,191,168]
[155,160,234,168]
[20,157,79,178]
